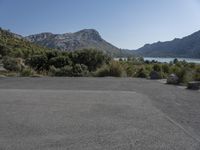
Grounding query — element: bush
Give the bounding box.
[45,51,60,60]
[94,65,110,77]
[95,61,125,77]
[170,65,181,75]
[49,66,72,77]
[109,61,125,77]
[162,64,170,73]
[72,64,89,77]
[49,64,89,77]
[49,55,72,68]
[26,55,48,71]
[20,67,35,77]
[0,44,11,56]
[70,49,111,71]
[194,66,200,81]
[11,48,24,58]
[136,67,149,78]
[2,57,22,72]
[153,64,162,72]
[176,68,194,84]
[123,64,136,77]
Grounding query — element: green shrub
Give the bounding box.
[45,50,60,60]
[123,64,136,77]
[70,49,111,71]
[170,65,181,75]
[109,61,125,77]
[0,44,11,56]
[176,68,194,84]
[175,61,183,68]
[188,63,196,69]
[162,64,170,73]
[20,67,35,77]
[145,65,153,72]
[153,64,162,72]
[11,48,24,58]
[136,67,149,78]
[26,55,48,71]
[94,65,110,77]
[2,57,22,72]
[95,61,124,77]
[72,64,89,77]
[49,64,89,77]
[49,55,72,68]
[49,66,72,77]
[194,66,200,81]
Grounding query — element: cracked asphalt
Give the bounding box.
[0,77,200,150]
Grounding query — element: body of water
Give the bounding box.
[144,57,200,64]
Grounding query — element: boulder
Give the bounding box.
[187,81,200,90]
[167,74,179,84]
[150,71,162,79]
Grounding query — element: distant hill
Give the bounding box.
[0,28,49,57]
[135,30,200,58]
[25,29,134,57]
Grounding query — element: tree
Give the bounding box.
[173,58,179,64]
[26,55,48,71]
[0,44,11,56]
[2,57,22,72]
[49,55,72,68]
[72,49,110,71]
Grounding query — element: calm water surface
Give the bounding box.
[144,57,200,64]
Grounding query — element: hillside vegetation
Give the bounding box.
[0,28,50,58]
[0,28,200,86]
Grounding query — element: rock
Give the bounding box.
[167,74,179,84]
[150,71,162,79]
[187,81,200,90]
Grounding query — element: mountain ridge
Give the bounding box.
[25,29,133,57]
[135,30,200,58]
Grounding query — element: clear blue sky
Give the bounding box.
[1,0,200,49]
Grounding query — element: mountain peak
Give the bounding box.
[25,29,125,56]
[74,29,102,41]
[76,29,99,33]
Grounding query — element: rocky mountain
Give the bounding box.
[136,30,200,58]
[26,29,133,57]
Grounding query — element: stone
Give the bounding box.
[150,71,162,79]
[167,74,179,84]
[187,81,200,90]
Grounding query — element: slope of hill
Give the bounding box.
[136,30,200,58]
[0,28,49,58]
[25,29,133,57]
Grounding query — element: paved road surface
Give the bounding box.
[0,77,200,150]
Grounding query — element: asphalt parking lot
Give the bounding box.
[0,77,200,150]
